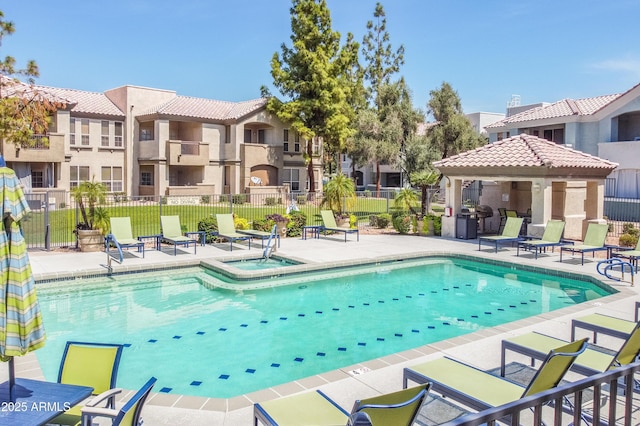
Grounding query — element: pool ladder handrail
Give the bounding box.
[104,233,124,275]
[596,257,635,286]
[263,224,278,260]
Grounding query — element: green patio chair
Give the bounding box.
[80,377,156,426]
[215,213,252,251]
[517,220,566,259]
[501,320,640,378]
[571,312,637,344]
[403,338,588,413]
[160,215,197,255]
[254,383,430,426]
[560,223,609,265]
[108,217,145,258]
[478,216,524,252]
[237,224,280,250]
[51,341,124,425]
[320,210,359,242]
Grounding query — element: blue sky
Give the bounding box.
[4,0,640,116]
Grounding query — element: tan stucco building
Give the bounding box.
[1,82,322,201]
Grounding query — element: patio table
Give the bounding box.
[0,378,93,425]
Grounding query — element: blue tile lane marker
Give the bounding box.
[159,387,172,393]
[219,327,227,331]
[260,320,268,323]
[148,339,157,343]
[294,357,304,362]
[173,336,182,339]
[245,369,256,374]
[123,343,132,347]
[338,347,347,351]
[270,363,280,368]
[376,337,385,341]
[190,381,202,386]
[219,374,230,380]
[412,329,419,333]
[317,352,326,357]
[298,314,305,317]
[240,324,248,327]
[196,331,205,335]
[279,317,287,320]
[358,342,366,346]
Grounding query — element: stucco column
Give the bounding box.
[528,178,552,237]
[441,176,462,238]
[563,181,587,240]
[584,180,607,232]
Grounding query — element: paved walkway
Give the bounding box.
[12,233,640,425]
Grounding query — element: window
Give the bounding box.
[114,122,123,147]
[244,129,252,143]
[70,118,76,145]
[312,137,321,155]
[81,119,90,145]
[101,121,110,146]
[70,166,89,188]
[225,125,231,144]
[101,166,123,192]
[283,168,300,191]
[294,132,300,152]
[139,122,154,141]
[258,129,266,144]
[283,129,289,152]
[543,128,564,144]
[140,171,153,186]
[32,171,44,188]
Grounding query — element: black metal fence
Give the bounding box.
[21,190,401,250]
[604,197,640,236]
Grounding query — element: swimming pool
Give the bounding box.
[223,256,300,271]
[35,256,613,398]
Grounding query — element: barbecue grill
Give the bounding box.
[475,205,493,233]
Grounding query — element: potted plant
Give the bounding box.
[72,179,110,252]
[321,173,356,227]
[266,213,289,238]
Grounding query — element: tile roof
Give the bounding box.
[434,134,618,170]
[1,77,73,106]
[35,86,125,117]
[138,96,267,121]
[486,93,622,129]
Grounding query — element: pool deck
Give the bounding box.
[10,233,640,425]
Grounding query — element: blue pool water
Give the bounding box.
[223,257,299,271]
[35,257,613,398]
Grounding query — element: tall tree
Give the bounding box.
[355,2,407,194]
[263,0,356,192]
[0,10,64,152]
[427,82,485,160]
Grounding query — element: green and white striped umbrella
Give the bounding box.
[0,166,45,395]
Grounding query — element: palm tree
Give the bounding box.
[393,187,418,215]
[71,178,108,231]
[321,173,356,214]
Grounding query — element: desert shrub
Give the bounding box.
[234,216,249,230]
[252,218,272,232]
[232,194,246,204]
[622,223,640,236]
[392,214,412,234]
[377,213,392,229]
[369,215,378,227]
[197,217,218,243]
[619,233,639,247]
[200,195,210,204]
[286,210,307,237]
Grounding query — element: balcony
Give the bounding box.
[166,140,209,166]
[2,134,65,163]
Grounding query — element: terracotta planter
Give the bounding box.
[276,221,288,238]
[77,229,104,252]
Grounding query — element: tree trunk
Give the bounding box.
[421,186,427,216]
[375,161,381,197]
[307,140,316,192]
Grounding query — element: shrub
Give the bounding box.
[349,214,358,229]
[296,195,307,205]
[234,216,249,230]
[286,210,307,237]
[200,195,210,204]
[197,217,218,243]
[619,233,639,247]
[376,213,392,229]
[392,214,411,234]
[265,197,278,206]
[363,189,371,197]
[252,218,272,232]
[622,223,640,236]
[232,194,246,204]
[369,214,378,227]
[219,195,229,203]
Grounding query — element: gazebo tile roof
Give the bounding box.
[433,134,618,170]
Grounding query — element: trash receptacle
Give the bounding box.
[456,214,477,239]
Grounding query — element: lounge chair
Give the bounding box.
[403,339,587,415]
[571,312,636,344]
[160,215,198,255]
[107,217,145,258]
[501,321,640,378]
[320,210,359,242]
[50,341,124,425]
[253,383,430,426]
[215,213,252,251]
[611,237,640,270]
[517,220,566,259]
[80,377,156,426]
[478,216,524,252]
[237,224,280,249]
[560,223,609,265]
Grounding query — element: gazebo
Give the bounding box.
[434,134,618,240]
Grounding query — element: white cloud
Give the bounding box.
[591,56,640,78]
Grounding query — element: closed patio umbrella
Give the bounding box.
[0,164,46,401]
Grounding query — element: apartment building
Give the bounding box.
[1,82,322,200]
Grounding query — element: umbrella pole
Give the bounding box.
[8,357,14,402]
